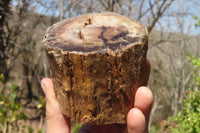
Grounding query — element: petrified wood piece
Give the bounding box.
[43,12,148,124]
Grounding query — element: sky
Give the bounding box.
[11,0,200,35]
[158,0,200,35]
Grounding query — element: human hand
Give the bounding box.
[41,60,153,133]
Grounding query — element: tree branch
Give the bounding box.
[148,0,175,32]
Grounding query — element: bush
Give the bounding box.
[169,56,200,133]
[0,74,44,133]
[169,90,200,133]
[0,74,28,132]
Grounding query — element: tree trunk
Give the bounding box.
[0,0,11,82]
[43,12,148,124]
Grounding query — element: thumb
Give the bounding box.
[41,78,71,133]
[41,78,61,117]
[126,108,146,133]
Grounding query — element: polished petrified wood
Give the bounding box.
[43,12,148,124]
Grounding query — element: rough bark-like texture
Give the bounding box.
[43,12,148,124]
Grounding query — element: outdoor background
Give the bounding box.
[0,0,200,133]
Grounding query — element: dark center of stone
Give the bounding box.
[44,13,144,53]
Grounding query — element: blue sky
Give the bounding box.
[157,0,200,35]
[12,0,200,35]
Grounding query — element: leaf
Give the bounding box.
[194,16,198,20]
[0,74,5,82]
[37,104,43,109]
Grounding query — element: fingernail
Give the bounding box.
[138,86,153,100]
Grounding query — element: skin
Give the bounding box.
[41,60,153,133]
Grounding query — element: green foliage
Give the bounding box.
[0,74,45,133]
[0,74,5,82]
[28,126,34,133]
[149,124,161,133]
[0,76,28,132]
[0,74,44,133]
[37,129,43,133]
[37,96,46,110]
[169,56,200,133]
[169,90,200,133]
[0,77,28,125]
[73,123,82,133]
[187,55,200,86]
[194,16,200,28]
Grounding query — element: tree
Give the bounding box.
[0,0,174,100]
[0,0,12,82]
[148,0,200,125]
[169,56,200,133]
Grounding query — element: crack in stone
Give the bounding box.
[78,17,93,40]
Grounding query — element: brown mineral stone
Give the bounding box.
[43,12,148,124]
